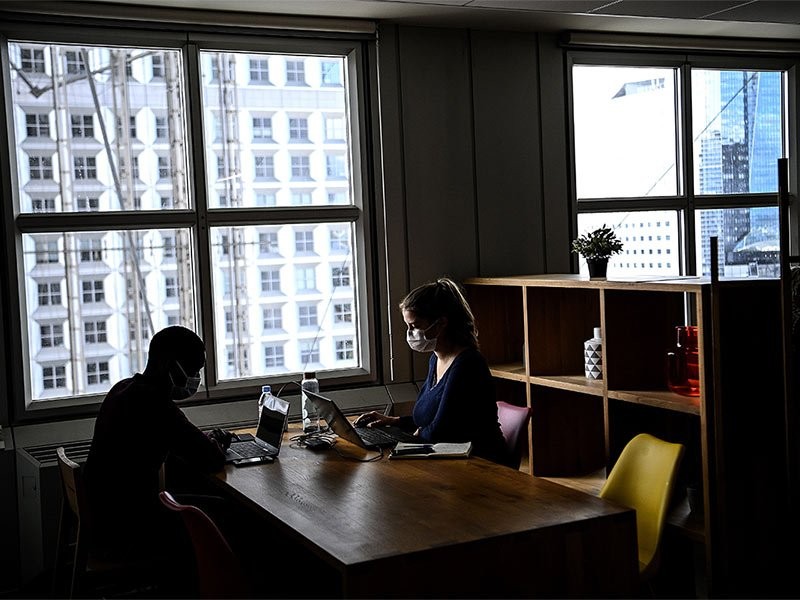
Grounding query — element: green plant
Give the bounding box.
[571,225,623,261]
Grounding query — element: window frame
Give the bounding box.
[567,50,799,275]
[0,21,380,421]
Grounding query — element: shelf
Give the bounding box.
[530,374,604,397]
[488,362,527,382]
[607,389,701,415]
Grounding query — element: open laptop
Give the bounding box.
[225,395,289,466]
[304,389,419,449]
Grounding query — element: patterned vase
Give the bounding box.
[584,327,602,380]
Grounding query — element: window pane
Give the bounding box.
[9,42,190,213]
[692,69,784,195]
[695,207,779,277]
[576,211,682,277]
[573,65,678,199]
[200,52,353,208]
[22,228,196,400]
[210,223,360,379]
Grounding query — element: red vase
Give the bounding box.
[666,326,700,397]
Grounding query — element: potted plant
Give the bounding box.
[571,225,623,279]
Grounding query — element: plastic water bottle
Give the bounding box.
[257,385,272,418]
[301,372,320,433]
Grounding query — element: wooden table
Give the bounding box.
[211,431,638,598]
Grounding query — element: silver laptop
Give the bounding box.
[304,389,419,449]
[225,394,289,465]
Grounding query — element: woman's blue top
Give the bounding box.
[406,347,507,464]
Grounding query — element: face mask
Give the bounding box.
[170,360,202,400]
[406,320,440,353]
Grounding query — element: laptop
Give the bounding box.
[304,389,419,449]
[225,394,289,466]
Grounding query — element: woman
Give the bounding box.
[356,277,508,464]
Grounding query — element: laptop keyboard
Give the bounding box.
[355,426,417,446]
[229,441,273,458]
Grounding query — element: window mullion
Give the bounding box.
[681,61,696,276]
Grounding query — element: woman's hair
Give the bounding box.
[399,277,479,349]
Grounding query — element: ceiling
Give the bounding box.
[68,0,800,38]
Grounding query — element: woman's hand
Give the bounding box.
[353,411,400,428]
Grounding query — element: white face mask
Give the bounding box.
[406,320,439,353]
[170,360,202,400]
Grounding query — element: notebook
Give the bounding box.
[304,389,419,450]
[224,394,289,465]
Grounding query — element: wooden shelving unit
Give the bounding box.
[465,274,787,597]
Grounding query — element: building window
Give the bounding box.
[262,307,283,331]
[260,268,281,294]
[20,47,45,73]
[26,113,49,137]
[332,266,350,287]
[291,155,311,179]
[286,59,306,85]
[43,365,67,390]
[295,230,315,253]
[84,320,108,344]
[252,116,272,141]
[299,340,319,364]
[333,302,352,323]
[321,60,342,86]
[289,117,309,142]
[249,58,270,83]
[81,279,105,303]
[7,38,370,407]
[87,361,110,385]
[298,304,318,327]
[335,339,354,361]
[571,58,787,278]
[329,227,349,253]
[326,154,346,179]
[40,323,64,348]
[29,155,53,180]
[325,116,345,141]
[79,238,103,262]
[35,240,59,264]
[74,156,97,180]
[71,114,93,138]
[264,343,285,368]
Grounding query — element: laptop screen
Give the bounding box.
[304,389,366,448]
[256,396,289,450]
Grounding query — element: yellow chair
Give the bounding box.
[599,433,684,581]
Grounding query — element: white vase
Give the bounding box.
[584,327,602,380]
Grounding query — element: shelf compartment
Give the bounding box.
[530,374,604,397]
[608,389,700,415]
[466,284,525,368]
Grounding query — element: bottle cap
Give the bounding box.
[262,385,271,393]
[593,327,602,339]
[303,371,316,379]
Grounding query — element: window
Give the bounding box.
[6,37,369,409]
[40,323,64,348]
[329,227,349,253]
[249,58,270,83]
[20,47,45,73]
[299,340,319,364]
[262,307,283,330]
[291,155,311,179]
[295,230,315,253]
[325,116,345,141]
[326,154,346,179]
[571,56,788,277]
[321,60,342,86]
[335,339,354,361]
[298,304,318,327]
[332,265,351,287]
[71,114,93,138]
[289,117,309,142]
[252,116,272,141]
[84,320,108,344]
[86,361,110,385]
[81,279,105,303]
[260,268,282,294]
[35,239,59,264]
[26,113,49,137]
[333,302,352,323]
[286,59,305,85]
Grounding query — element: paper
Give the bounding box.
[390,441,472,459]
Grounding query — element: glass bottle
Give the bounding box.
[301,371,320,433]
[666,326,700,397]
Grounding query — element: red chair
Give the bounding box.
[159,490,249,599]
[496,401,531,469]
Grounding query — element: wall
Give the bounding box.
[378,25,571,381]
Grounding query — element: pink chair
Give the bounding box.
[497,401,531,469]
[159,490,249,599]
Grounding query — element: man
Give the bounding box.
[84,326,227,562]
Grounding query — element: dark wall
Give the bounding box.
[378,25,571,381]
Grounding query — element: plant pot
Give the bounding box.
[586,258,608,279]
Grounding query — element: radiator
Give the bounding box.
[16,440,91,585]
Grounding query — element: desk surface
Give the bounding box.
[213,429,638,597]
